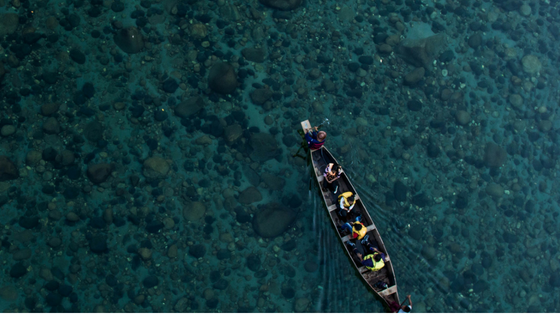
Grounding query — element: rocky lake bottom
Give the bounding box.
[1,0,560,312]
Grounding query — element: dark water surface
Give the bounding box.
[1,0,559,312]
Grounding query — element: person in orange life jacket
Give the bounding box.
[323,163,342,193]
[305,126,326,150]
[337,191,357,221]
[339,217,365,240]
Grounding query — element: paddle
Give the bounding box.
[292,128,309,160]
[292,141,308,160]
[317,118,330,129]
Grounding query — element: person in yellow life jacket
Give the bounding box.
[346,240,386,271]
[337,191,357,221]
[339,218,366,240]
[357,250,385,271]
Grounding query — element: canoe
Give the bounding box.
[301,120,400,311]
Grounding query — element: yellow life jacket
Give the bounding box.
[352,222,367,240]
[338,192,355,208]
[363,254,385,271]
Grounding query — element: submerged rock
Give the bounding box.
[190,23,207,39]
[84,121,104,142]
[45,292,62,307]
[473,280,489,293]
[246,254,261,271]
[259,0,303,10]
[174,297,190,312]
[448,242,463,254]
[10,262,27,278]
[175,96,205,118]
[242,47,266,62]
[238,186,263,204]
[408,225,423,240]
[393,180,407,202]
[70,48,86,64]
[549,274,560,288]
[467,32,482,49]
[411,193,429,207]
[304,261,318,273]
[281,286,295,299]
[183,201,206,221]
[404,67,424,85]
[243,164,261,186]
[407,100,422,111]
[224,124,243,144]
[208,62,237,94]
[0,14,19,37]
[189,244,206,258]
[143,157,170,180]
[414,301,427,313]
[261,173,285,190]
[13,248,31,261]
[0,156,18,181]
[114,27,145,54]
[252,202,297,238]
[519,4,531,16]
[294,298,310,312]
[43,117,60,134]
[87,163,113,184]
[0,286,18,301]
[143,275,159,288]
[508,94,523,110]
[521,55,542,74]
[485,183,504,198]
[41,103,59,116]
[397,34,447,69]
[217,249,231,260]
[455,110,471,125]
[250,88,273,105]
[281,239,297,251]
[421,245,437,261]
[450,275,466,293]
[503,231,518,243]
[213,278,229,290]
[481,251,493,269]
[89,234,108,253]
[249,133,279,162]
[484,143,507,168]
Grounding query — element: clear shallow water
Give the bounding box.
[1,0,559,312]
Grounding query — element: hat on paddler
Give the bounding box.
[317,131,327,141]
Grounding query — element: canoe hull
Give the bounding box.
[302,120,400,311]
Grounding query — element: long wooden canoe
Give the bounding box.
[301,120,400,311]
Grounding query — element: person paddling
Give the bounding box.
[305,126,326,150]
[389,295,413,313]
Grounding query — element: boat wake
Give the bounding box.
[310,181,350,312]
[348,169,453,307]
